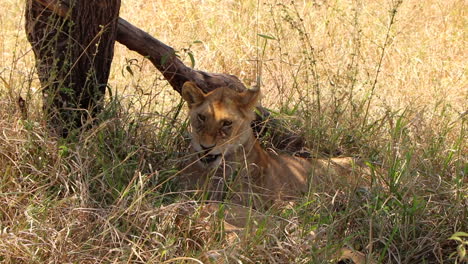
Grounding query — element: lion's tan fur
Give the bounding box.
[180,82,370,208]
[179,82,373,263]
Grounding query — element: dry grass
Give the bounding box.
[0,0,467,263]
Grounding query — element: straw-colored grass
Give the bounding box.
[0,0,466,263]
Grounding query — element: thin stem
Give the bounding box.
[362,0,403,127]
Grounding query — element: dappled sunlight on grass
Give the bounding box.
[0,0,466,263]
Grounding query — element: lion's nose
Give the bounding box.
[200,144,215,153]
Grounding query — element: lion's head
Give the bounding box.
[181,82,260,167]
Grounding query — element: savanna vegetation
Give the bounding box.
[0,0,466,263]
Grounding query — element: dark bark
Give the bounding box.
[25,0,121,136]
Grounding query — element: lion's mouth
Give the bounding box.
[199,153,221,164]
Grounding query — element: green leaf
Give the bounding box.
[161,53,170,66]
[188,51,196,68]
[125,65,133,76]
[457,244,466,260]
[450,232,468,239]
[58,145,69,157]
[257,33,276,40]
[450,236,464,242]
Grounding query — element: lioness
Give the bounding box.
[180,81,369,208]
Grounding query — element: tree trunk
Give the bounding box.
[25,0,121,137]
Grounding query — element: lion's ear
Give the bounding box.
[237,87,260,110]
[182,82,205,108]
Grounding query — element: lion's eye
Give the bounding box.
[219,120,232,137]
[221,120,232,127]
[197,114,206,122]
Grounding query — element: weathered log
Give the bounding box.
[33,0,247,94]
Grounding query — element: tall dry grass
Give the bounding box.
[0,0,466,263]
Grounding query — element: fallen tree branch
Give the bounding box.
[33,0,247,94]
[116,18,246,93]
